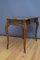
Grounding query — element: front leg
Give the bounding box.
[5,20,9,49]
[22,21,27,53]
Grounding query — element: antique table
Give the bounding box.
[5,17,39,53]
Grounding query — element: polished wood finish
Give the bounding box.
[0,36,40,60]
[5,17,39,53]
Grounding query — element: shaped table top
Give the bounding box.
[6,16,38,20]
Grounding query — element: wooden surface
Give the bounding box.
[6,16,38,20]
[0,36,40,60]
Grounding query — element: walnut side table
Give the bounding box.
[5,17,39,53]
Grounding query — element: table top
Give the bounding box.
[6,16,38,20]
